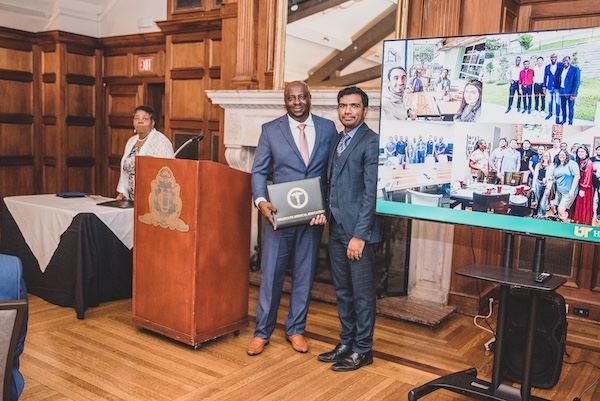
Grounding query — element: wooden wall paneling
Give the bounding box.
[405,0,463,38]
[0,166,35,197]
[104,54,130,78]
[159,15,224,163]
[219,1,239,90]
[0,123,33,156]
[0,80,32,114]
[448,225,504,314]
[105,84,144,197]
[0,28,37,198]
[556,243,600,321]
[102,33,166,195]
[256,0,277,88]
[525,0,600,31]
[64,45,100,194]
[0,47,32,71]
[459,0,503,35]
[42,125,58,194]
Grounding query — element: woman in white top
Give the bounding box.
[116,105,174,200]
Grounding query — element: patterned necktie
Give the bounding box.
[336,133,350,156]
[298,124,310,166]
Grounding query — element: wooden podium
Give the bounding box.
[131,157,251,347]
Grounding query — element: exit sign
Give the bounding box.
[138,57,154,72]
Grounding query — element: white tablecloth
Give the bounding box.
[4,195,133,272]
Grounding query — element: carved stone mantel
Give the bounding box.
[206,89,454,307]
[205,89,381,173]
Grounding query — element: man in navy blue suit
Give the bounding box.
[317,86,382,371]
[248,81,336,356]
[543,53,563,121]
[556,55,580,125]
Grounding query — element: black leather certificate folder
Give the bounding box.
[267,177,325,229]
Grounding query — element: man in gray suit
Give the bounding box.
[248,81,336,356]
[317,86,382,371]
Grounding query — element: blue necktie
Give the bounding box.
[337,134,350,156]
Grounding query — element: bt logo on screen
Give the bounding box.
[573,226,598,239]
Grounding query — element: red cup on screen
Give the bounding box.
[486,188,492,195]
[497,185,502,193]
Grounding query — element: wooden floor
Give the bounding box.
[18,286,600,401]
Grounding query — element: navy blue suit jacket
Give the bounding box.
[327,123,382,244]
[555,65,580,97]
[543,63,562,91]
[252,114,336,203]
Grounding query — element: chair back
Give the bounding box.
[472,192,510,214]
[504,171,523,186]
[0,255,28,401]
[387,156,399,166]
[486,171,498,184]
[0,300,26,401]
[406,189,443,207]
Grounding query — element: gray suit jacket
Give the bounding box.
[327,122,382,244]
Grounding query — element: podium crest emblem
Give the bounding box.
[138,167,190,232]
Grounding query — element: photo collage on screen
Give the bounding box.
[377,26,600,236]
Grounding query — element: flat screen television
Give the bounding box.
[376,26,600,243]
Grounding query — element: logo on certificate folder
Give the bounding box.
[287,187,309,209]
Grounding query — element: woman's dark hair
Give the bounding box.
[576,145,590,171]
[337,86,369,107]
[475,139,486,150]
[554,149,570,166]
[134,105,158,126]
[454,79,482,121]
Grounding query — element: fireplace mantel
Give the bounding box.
[206,89,380,172]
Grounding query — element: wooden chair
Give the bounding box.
[0,300,26,401]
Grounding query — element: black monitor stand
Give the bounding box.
[408,233,566,401]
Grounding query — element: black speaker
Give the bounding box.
[501,288,567,389]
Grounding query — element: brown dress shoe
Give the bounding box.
[247,337,269,356]
[286,334,308,353]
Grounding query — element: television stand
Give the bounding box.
[408,235,566,401]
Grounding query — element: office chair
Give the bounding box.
[472,192,510,214]
[406,189,443,207]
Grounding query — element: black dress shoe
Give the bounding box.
[318,344,352,363]
[331,351,373,372]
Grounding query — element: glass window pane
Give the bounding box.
[176,0,202,9]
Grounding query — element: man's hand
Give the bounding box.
[347,237,366,261]
[309,214,327,226]
[258,201,278,230]
[116,192,126,201]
